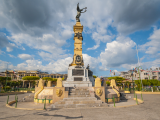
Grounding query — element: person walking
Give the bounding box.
[101,78,104,86]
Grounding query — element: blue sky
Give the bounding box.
[0,0,160,77]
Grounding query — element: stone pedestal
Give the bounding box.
[63,66,94,87]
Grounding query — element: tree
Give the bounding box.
[108,76,125,86]
[106,81,110,86]
[93,75,97,78]
[125,81,130,89]
[7,81,22,87]
[42,77,58,86]
[22,76,39,88]
[42,77,53,81]
[0,77,11,88]
[42,77,53,86]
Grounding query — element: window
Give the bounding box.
[54,76,56,78]
[145,77,148,80]
[144,73,145,75]
[57,76,59,78]
[51,75,53,78]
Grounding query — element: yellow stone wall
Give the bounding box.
[94,87,105,103]
[52,87,68,104]
[56,78,62,87]
[47,81,51,87]
[95,77,101,87]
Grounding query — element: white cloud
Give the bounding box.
[140,28,160,56]
[0,60,9,72]
[38,51,71,61]
[87,44,100,50]
[8,54,16,58]
[87,32,114,50]
[0,50,5,55]
[0,53,100,74]
[83,54,99,70]
[121,58,160,71]
[110,70,121,76]
[6,47,13,52]
[99,36,137,69]
[18,54,33,60]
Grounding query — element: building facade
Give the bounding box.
[3,70,67,80]
[119,68,160,81]
[2,70,67,88]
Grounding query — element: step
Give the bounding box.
[51,103,108,108]
[55,100,102,105]
[69,92,90,95]
[69,95,91,97]
[70,90,89,92]
[63,97,97,101]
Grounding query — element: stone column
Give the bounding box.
[29,82,30,88]
[23,81,24,88]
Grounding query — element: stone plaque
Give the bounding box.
[72,69,84,76]
[74,77,83,81]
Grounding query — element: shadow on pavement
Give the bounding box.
[34,112,83,119]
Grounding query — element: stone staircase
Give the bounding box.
[51,87,108,108]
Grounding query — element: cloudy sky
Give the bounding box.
[0,0,160,77]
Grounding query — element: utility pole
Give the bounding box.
[136,44,143,91]
[5,63,8,92]
[132,68,134,90]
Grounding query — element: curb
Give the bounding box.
[135,91,160,94]
[6,98,144,110]
[6,101,44,110]
[0,92,25,96]
[112,98,144,108]
[133,98,144,104]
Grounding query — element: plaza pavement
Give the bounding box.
[0,93,160,120]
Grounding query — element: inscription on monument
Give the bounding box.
[74,77,83,81]
[72,69,84,76]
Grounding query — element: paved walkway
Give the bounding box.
[0,93,160,120]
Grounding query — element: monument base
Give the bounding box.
[63,81,92,87]
[62,66,94,87]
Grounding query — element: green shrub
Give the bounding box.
[93,75,97,78]
[22,76,40,80]
[106,81,110,86]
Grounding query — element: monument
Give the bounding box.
[63,3,94,87]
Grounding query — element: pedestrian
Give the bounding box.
[101,78,104,86]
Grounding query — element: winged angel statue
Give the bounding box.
[76,3,87,22]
